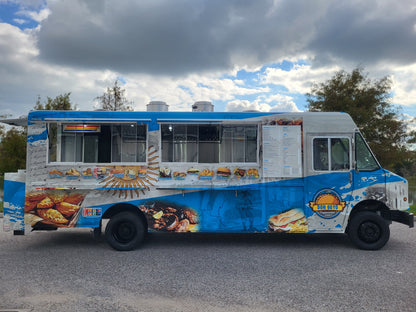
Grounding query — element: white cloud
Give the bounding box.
[226,100,272,112]
[390,64,416,107]
[118,73,271,112]
[264,94,300,112]
[1,0,416,119]
[0,22,275,115]
[13,18,26,24]
[225,94,300,113]
[261,63,340,94]
[23,8,51,23]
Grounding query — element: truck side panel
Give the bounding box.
[3,171,26,234]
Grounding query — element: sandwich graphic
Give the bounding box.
[187,168,199,175]
[216,167,231,178]
[268,208,308,233]
[233,168,246,178]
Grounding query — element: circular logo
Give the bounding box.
[308,189,346,219]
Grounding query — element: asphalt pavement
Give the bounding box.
[0,219,415,312]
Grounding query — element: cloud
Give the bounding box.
[36,0,416,77]
[35,0,326,75]
[1,0,416,118]
[0,22,274,115]
[309,1,416,67]
[390,64,416,107]
[118,73,271,112]
[0,22,107,114]
[225,93,300,113]
[226,100,272,112]
[18,7,50,23]
[264,94,300,112]
[260,63,340,94]
[13,18,26,24]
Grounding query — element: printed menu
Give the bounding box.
[263,125,302,178]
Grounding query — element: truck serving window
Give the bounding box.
[355,133,380,171]
[48,123,147,163]
[161,124,257,163]
[313,137,350,171]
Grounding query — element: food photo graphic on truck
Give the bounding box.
[2,104,413,250]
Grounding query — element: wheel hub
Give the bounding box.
[358,221,381,243]
[115,222,136,243]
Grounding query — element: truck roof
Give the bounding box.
[27,110,357,133]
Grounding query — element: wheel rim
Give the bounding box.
[358,221,381,243]
[113,221,136,244]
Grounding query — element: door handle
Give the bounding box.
[349,171,353,184]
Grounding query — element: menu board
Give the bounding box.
[262,125,302,178]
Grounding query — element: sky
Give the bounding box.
[0,0,415,130]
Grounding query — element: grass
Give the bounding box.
[408,176,416,214]
[0,174,2,213]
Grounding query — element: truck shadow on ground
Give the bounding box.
[145,232,353,249]
[25,229,353,250]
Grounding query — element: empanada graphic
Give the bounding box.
[37,208,68,224]
[50,194,66,204]
[56,202,80,217]
[36,197,54,209]
[64,194,84,205]
[25,214,44,227]
[24,201,38,212]
[26,192,47,202]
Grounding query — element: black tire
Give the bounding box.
[348,211,390,250]
[105,211,146,251]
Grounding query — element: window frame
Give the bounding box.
[47,121,148,165]
[312,136,352,172]
[159,122,260,165]
[354,132,381,172]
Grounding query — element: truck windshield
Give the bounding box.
[355,133,380,171]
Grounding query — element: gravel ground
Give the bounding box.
[0,220,415,312]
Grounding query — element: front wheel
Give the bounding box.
[105,211,146,251]
[348,211,390,250]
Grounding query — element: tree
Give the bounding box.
[0,128,27,174]
[95,80,133,111]
[306,67,408,171]
[34,92,76,110]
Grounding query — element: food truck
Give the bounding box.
[2,107,413,250]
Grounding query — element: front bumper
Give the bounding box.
[385,210,414,228]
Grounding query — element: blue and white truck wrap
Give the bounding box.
[3,110,413,250]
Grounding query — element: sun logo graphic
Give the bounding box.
[309,190,346,219]
[98,145,159,199]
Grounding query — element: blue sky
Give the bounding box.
[0,0,46,30]
[0,0,415,131]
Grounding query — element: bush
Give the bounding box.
[408,176,416,214]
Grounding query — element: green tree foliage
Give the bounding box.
[306,67,409,172]
[0,93,76,178]
[34,92,76,110]
[0,127,27,174]
[95,80,133,111]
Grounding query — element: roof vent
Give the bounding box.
[192,101,214,112]
[147,101,169,112]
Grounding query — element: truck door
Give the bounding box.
[305,135,354,231]
[351,132,386,202]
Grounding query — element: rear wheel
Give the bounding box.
[105,211,146,251]
[348,211,390,250]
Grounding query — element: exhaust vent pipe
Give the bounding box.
[192,101,213,112]
[147,101,169,112]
